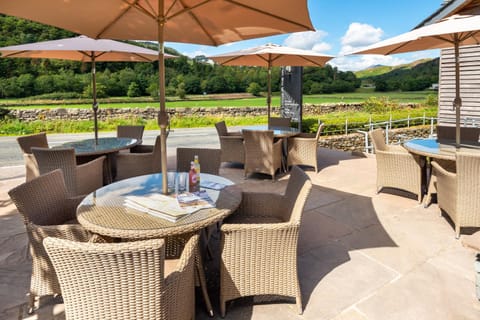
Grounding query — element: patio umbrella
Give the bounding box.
[0,0,314,194]
[208,43,333,119]
[0,35,176,144]
[350,14,480,147]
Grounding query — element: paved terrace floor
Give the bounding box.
[1,147,480,319]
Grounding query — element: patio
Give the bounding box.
[1,146,479,319]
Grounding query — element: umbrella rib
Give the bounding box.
[169,0,219,45]
[95,0,142,38]
[226,0,314,31]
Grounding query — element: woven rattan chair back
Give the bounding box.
[176,148,221,175]
[8,169,70,226]
[32,147,79,196]
[117,125,145,143]
[17,132,49,153]
[8,169,92,311]
[268,117,291,128]
[370,128,388,152]
[44,235,198,320]
[434,151,480,237]
[283,166,313,223]
[17,132,49,181]
[243,129,282,180]
[215,121,228,136]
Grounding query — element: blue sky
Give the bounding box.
[166,0,443,71]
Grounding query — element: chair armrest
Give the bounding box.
[220,135,244,142]
[130,144,154,153]
[234,192,285,219]
[227,131,242,136]
[28,222,92,243]
[432,161,457,182]
[64,195,85,221]
[76,156,105,196]
[376,149,424,168]
[220,221,297,235]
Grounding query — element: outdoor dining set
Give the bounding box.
[9,121,318,319]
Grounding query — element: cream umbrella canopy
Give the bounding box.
[0,35,175,144]
[350,14,480,147]
[0,0,315,194]
[209,43,333,118]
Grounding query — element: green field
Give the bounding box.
[1,89,436,109]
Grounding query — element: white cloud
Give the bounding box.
[340,22,384,55]
[330,55,410,72]
[283,30,331,53]
[182,50,207,58]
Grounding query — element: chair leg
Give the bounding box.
[455,225,461,239]
[27,292,36,314]
[195,251,214,316]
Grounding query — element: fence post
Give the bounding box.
[407,114,410,128]
[430,117,434,136]
[345,118,348,135]
[389,114,392,129]
[385,123,389,144]
[423,112,426,125]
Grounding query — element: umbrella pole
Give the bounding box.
[453,39,462,147]
[267,60,272,120]
[158,2,168,194]
[92,55,99,145]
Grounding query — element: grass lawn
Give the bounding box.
[1,89,436,109]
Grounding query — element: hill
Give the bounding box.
[354,58,434,79]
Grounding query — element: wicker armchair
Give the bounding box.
[115,135,162,181]
[243,129,283,181]
[16,132,49,181]
[215,121,244,165]
[31,147,105,197]
[287,121,324,172]
[44,234,199,320]
[117,125,145,152]
[432,151,480,238]
[369,128,424,202]
[219,166,312,316]
[7,169,96,313]
[268,116,291,128]
[176,147,221,174]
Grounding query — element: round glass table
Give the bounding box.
[77,173,242,239]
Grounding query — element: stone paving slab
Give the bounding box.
[1,147,480,319]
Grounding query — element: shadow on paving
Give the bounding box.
[195,183,397,319]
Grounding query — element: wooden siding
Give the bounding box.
[439,44,480,126]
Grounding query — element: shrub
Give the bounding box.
[246,82,262,96]
[127,82,141,97]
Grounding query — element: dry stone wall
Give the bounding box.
[9,103,432,153]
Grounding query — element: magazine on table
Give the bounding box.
[176,190,214,213]
[124,193,188,222]
[200,180,228,190]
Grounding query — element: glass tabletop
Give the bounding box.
[403,138,457,160]
[242,125,300,137]
[57,137,138,156]
[77,173,242,239]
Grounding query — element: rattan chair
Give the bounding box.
[243,129,283,181]
[115,135,162,181]
[432,151,480,238]
[268,116,291,128]
[31,147,105,197]
[215,121,244,165]
[176,147,221,175]
[287,121,324,172]
[219,166,312,316]
[369,128,424,202]
[8,169,96,313]
[16,132,49,181]
[117,124,146,154]
[44,234,199,320]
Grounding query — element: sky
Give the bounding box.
[165,0,444,72]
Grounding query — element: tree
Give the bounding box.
[127,82,141,97]
[246,82,262,96]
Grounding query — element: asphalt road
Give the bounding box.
[0,127,221,168]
